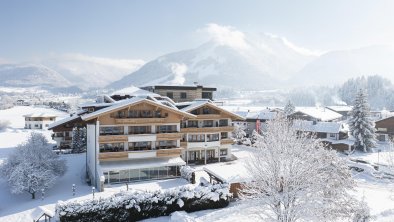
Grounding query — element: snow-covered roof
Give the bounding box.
[325,106,352,112]
[112,86,160,97]
[295,107,342,121]
[48,114,82,130]
[244,110,277,120]
[79,102,114,108]
[292,120,345,134]
[100,157,186,171]
[81,97,195,121]
[23,113,58,118]
[31,206,54,221]
[203,162,251,183]
[179,100,245,120]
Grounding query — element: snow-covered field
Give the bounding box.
[0,106,394,221]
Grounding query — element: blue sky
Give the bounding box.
[1,0,394,62]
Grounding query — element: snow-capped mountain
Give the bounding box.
[108,34,316,90]
[292,45,394,86]
[40,54,145,88]
[0,64,72,88]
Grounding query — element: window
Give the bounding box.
[203,120,214,127]
[99,143,124,152]
[220,149,228,156]
[157,140,176,149]
[141,110,153,118]
[221,132,228,139]
[129,141,151,151]
[377,128,387,132]
[129,126,150,134]
[100,126,124,135]
[45,124,49,127]
[180,92,187,99]
[202,92,212,99]
[329,133,336,138]
[188,120,198,128]
[167,92,173,98]
[219,119,228,127]
[188,134,205,142]
[157,125,177,133]
[207,134,219,142]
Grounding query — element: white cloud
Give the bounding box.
[169,63,187,85]
[265,33,322,56]
[199,23,250,50]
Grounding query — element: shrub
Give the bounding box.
[56,183,231,222]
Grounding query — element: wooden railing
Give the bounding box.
[180,126,234,133]
[195,114,222,120]
[156,148,183,157]
[99,152,128,161]
[220,138,234,145]
[99,135,128,143]
[115,118,167,124]
[156,132,183,140]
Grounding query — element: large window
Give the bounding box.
[129,141,151,151]
[220,149,228,156]
[156,140,177,149]
[103,166,181,184]
[187,121,198,128]
[203,120,214,127]
[221,132,228,139]
[129,126,151,134]
[207,133,219,142]
[157,125,177,133]
[202,92,212,99]
[219,119,228,127]
[100,126,124,135]
[100,143,124,152]
[180,92,187,99]
[188,134,205,142]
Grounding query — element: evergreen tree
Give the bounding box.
[348,89,377,152]
[284,100,295,116]
[71,127,87,153]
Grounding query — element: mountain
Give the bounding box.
[0,64,73,88]
[108,34,316,90]
[40,54,145,89]
[293,45,394,86]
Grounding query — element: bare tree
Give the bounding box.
[242,117,360,222]
[1,132,66,199]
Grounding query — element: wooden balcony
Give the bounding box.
[99,135,128,143]
[220,138,234,145]
[156,132,183,140]
[156,148,183,157]
[115,118,166,124]
[99,152,128,161]
[195,114,222,120]
[180,126,234,133]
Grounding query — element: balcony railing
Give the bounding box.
[115,118,167,124]
[180,126,234,133]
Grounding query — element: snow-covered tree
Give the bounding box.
[242,117,360,222]
[348,89,377,152]
[71,127,87,153]
[284,100,295,116]
[250,129,261,147]
[233,124,246,143]
[0,132,66,199]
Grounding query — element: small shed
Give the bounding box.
[31,206,54,222]
[203,161,251,198]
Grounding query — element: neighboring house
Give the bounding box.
[48,112,86,149]
[292,120,352,151]
[289,107,343,122]
[24,113,58,129]
[177,100,245,164]
[15,99,30,106]
[141,85,217,102]
[375,116,394,142]
[325,106,352,120]
[234,109,278,137]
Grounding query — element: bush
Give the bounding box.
[180,166,195,183]
[56,183,231,222]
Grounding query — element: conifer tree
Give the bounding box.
[348,89,377,152]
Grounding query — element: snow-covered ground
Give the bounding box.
[0,106,394,221]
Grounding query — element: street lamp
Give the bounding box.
[92,187,95,199]
[378,149,382,166]
[72,184,76,196]
[41,189,45,201]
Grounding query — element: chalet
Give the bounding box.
[141,85,216,103]
[176,100,245,164]
[375,116,394,142]
[325,106,352,120]
[234,109,278,137]
[24,113,58,129]
[48,112,86,149]
[292,120,353,151]
[289,107,342,122]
